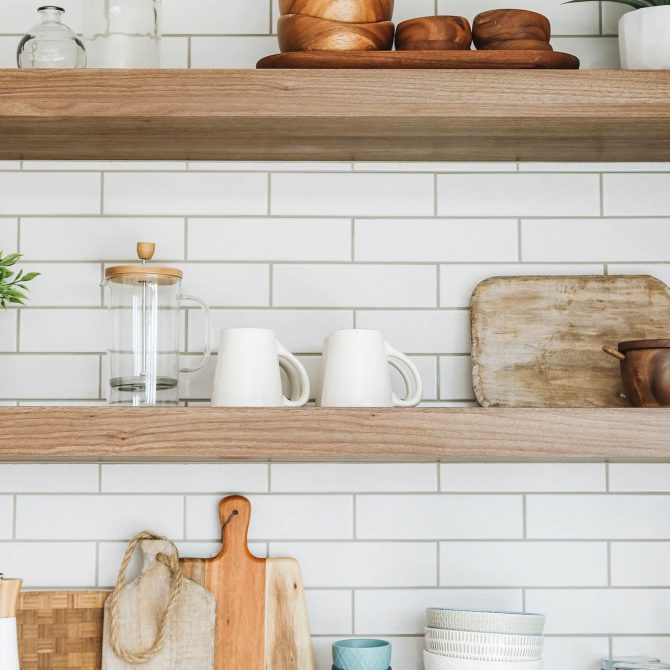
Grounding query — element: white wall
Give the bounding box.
[1,2,669,669]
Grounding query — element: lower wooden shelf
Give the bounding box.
[0,406,667,462]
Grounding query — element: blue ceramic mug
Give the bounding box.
[333,639,391,670]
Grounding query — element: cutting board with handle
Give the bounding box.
[102,537,216,670]
[181,496,316,670]
[471,275,670,408]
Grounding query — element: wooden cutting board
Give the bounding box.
[257,50,580,69]
[18,591,108,670]
[181,496,316,670]
[471,275,670,408]
[102,540,216,670]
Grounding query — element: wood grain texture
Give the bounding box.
[181,497,266,670]
[181,497,315,670]
[395,16,472,51]
[18,591,108,670]
[1,70,670,161]
[478,39,553,51]
[2,407,670,462]
[258,50,578,69]
[278,0,394,23]
[471,276,670,409]
[0,579,21,618]
[473,9,551,49]
[102,541,215,670]
[264,560,316,670]
[277,15,395,51]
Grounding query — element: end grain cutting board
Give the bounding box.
[181,496,316,670]
[471,275,670,407]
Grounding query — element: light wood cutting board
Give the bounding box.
[471,275,670,407]
[181,495,316,670]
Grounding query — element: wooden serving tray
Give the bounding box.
[257,50,580,69]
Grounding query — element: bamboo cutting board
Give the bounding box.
[181,496,316,670]
[471,275,670,408]
[18,591,108,670]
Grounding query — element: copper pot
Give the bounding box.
[603,340,670,408]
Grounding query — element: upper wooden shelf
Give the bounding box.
[1,69,669,162]
[0,407,669,462]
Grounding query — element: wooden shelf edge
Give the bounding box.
[1,69,670,161]
[0,407,667,462]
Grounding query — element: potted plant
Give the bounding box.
[567,0,670,69]
[0,252,38,308]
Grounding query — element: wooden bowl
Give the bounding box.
[604,340,670,407]
[473,9,551,50]
[480,39,553,51]
[278,15,395,52]
[395,16,472,51]
[279,0,394,23]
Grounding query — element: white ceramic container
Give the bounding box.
[619,6,670,70]
[425,628,543,662]
[317,329,422,407]
[0,578,21,670]
[423,650,543,670]
[212,328,310,407]
[426,609,545,636]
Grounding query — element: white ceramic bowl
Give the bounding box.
[426,609,545,636]
[424,628,543,662]
[424,650,543,670]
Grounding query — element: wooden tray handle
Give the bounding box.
[603,345,626,361]
[219,495,254,559]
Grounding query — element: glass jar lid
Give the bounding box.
[105,242,183,285]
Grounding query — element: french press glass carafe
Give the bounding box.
[104,243,210,406]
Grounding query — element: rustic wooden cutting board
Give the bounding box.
[102,540,216,670]
[18,591,108,670]
[471,275,670,408]
[181,496,316,670]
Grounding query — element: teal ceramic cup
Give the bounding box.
[333,639,392,670]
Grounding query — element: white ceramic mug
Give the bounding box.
[212,328,310,407]
[317,329,422,408]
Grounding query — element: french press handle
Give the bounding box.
[180,295,212,374]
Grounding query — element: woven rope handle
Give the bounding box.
[108,531,183,665]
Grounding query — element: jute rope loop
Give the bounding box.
[109,531,183,665]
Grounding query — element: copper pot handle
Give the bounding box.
[603,345,626,362]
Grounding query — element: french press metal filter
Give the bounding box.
[104,242,211,406]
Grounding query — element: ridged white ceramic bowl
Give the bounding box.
[423,650,543,670]
[426,609,545,636]
[424,628,543,662]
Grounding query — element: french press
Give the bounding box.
[104,243,211,406]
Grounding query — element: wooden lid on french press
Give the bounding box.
[105,242,183,285]
[0,574,22,618]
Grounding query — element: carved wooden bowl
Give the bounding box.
[604,340,670,408]
[278,15,395,52]
[395,16,472,51]
[480,39,553,51]
[279,0,394,23]
[473,9,551,50]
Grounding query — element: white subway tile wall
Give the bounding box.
[0,4,666,669]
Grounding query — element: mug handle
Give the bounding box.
[385,343,423,408]
[179,294,212,374]
[276,341,310,408]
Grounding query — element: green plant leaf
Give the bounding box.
[20,272,40,282]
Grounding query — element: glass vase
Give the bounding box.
[17,6,86,69]
[82,0,161,68]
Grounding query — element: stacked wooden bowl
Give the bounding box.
[473,9,553,51]
[278,0,395,52]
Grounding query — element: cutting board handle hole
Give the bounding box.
[221,509,239,539]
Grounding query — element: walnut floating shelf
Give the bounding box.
[1,407,669,462]
[0,69,669,162]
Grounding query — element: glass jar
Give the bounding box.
[17,6,86,69]
[104,243,211,406]
[82,0,161,67]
